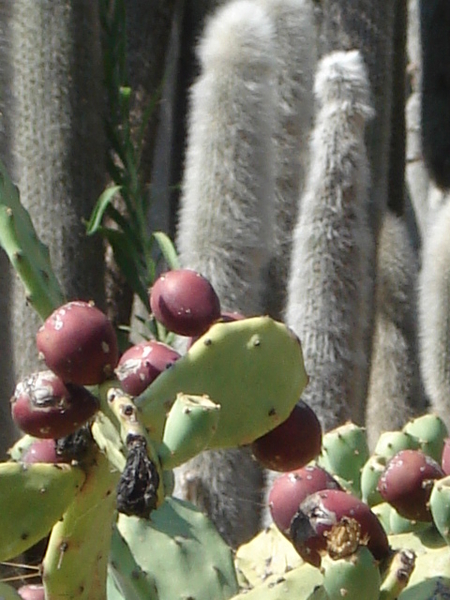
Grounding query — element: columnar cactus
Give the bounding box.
[285,49,373,429]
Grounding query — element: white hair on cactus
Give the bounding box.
[285,49,374,430]
[174,0,277,548]
[419,198,450,429]
[365,211,425,450]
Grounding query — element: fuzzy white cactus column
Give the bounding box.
[285,50,374,430]
[365,212,426,450]
[174,0,276,548]
[419,199,450,429]
[254,0,317,319]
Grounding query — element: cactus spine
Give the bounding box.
[285,49,373,429]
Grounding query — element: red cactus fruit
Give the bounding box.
[149,269,221,336]
[290,489,389,567]
[251,401,322,472]
[115,340,181,397]
[36,300,119,385]
[441,438,450,475]
[377,449,444,522]
[11,370,99,439]
[269,465,342,535]
[21,438,65,464]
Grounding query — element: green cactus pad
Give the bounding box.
[0,461,85,561]
[112,497,239,600]
[403,414,449,463]
[42,448,119,600]
[430,476,450,546]
[360,454,386,506]
[136,317,308,448]
[397,546,450,599]
[0,159,65,319]
[322,546,381,600]
[158,393,221,470]
[318,422,369,497]
[374,430,420,460]
[0,583,25,599]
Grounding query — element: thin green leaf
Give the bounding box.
[86,186,122,235]
[153,231,179,270]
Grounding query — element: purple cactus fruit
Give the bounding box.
[115,340,181,396]
[21,438,65,464]
[377,449,444,522]
[36,300,119,385]
[149,269,221,336]
[18,585,45,600]
[11,370,99,439]
[251,401,322,472]
[441,438,450,475]
[268,465,342,535]
[290,489,389,567]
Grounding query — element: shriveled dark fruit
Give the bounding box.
[441,438,450,475]
[11,370,99,439]
[36,300,119,385]
[115,340,181,397]
[22,438,65,464]
[290,489,389,567]
[251,401,322,471]
[377,449,444,522]
[149,269,221,336]
[269,465,342,535]
[18,584,45,600]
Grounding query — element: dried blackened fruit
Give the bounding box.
[11,370,99,439]
[55,424,93,462]
[116,435,160,519]
[149,269,221,336]
[252,401,322,471]
[377,449,444,522]
[115,340,181,397]
[36,300,119,385]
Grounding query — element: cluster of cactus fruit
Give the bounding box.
[4,264,450,600]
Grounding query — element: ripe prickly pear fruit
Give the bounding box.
[251,400,322,471]
[268,465,342,536]
[403,414,448,462]
[36,300,119,385]
[373,430,419,460]
[290,489,389,567]
[11,370,99,438]
[377,449,444,522]
[321,519,381,600]
[442,438,450,475]
[21,438,64,464]
[429,475,450,546]
[115,340,181,397]
[149,269,221,337]
[318,422,370,497]
[17,585,45,600]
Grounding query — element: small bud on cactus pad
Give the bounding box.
[290,489,389,567]
[115,340,181,396]
[269,465,342,535]
[11,370,99,438]
[36,300,119,385]
[21,438,64,464]
[251,401,322,471]
[149,269,221,336]
[377,449,444,522]
[18,585,45,600]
